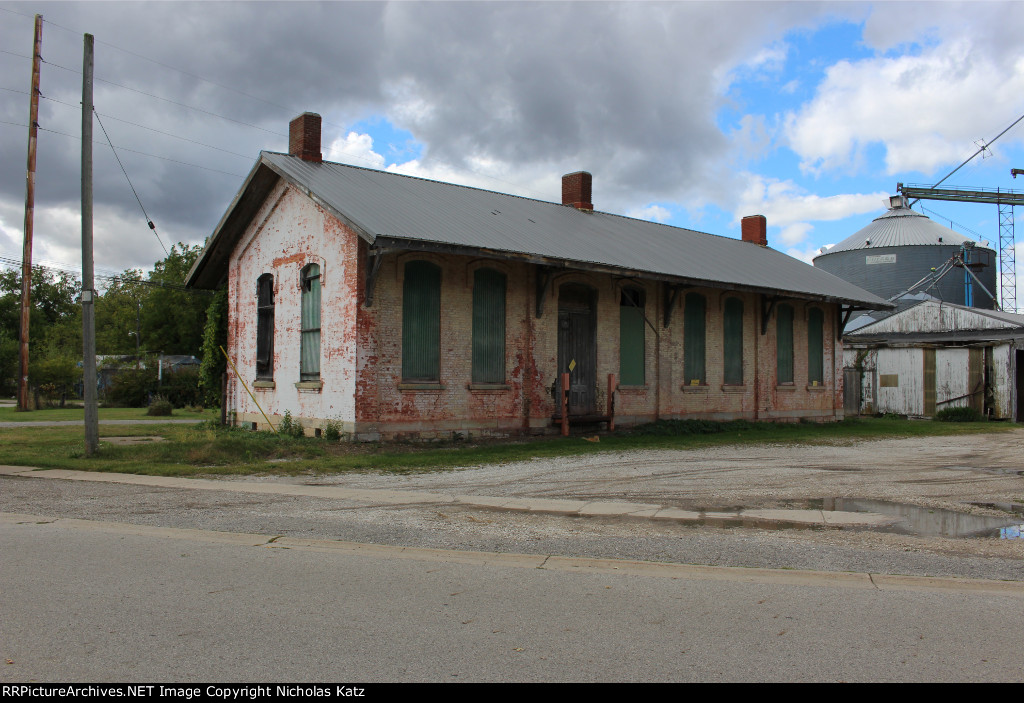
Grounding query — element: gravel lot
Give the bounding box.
[3,429,1023,581]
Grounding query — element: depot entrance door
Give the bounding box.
[557,284,596,416]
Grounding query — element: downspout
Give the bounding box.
[523,265,533,432]
[753,296,760,420]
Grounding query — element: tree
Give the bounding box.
[140,243,211,355]
[0,267,82,396]
[95,269,146,356]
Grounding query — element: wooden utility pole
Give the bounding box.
[82,33,98,455]
[17,14,43,412]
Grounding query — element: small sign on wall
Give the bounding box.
[866,254,896,265]
[879,374,899,387]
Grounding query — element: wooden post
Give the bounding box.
[607,373,616,432]
[81,33,98,455]
[560,372,569,437]
[17,14,42,412]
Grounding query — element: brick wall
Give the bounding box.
[227,203,845,438]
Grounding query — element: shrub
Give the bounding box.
[935,406,984,422]
[278,410,305,438]
[321,417,343,441]
[147,395,173,416]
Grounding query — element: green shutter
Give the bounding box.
[300,264,320,380]
[777,304,794,384]
[402,261,441,381]
[619,289,645,386]
[807,307,824,385]
[472,268,506,383]
[723,297,743,385]
[683,293,706,385]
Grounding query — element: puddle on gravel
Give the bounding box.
[816,498,1023,539]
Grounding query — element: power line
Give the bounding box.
[40,94,253,160]
[0,256,214,295]
[93,108,169,257]
[0,119,249,177]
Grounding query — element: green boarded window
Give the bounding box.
[620,288,645,386]
[723,297,743,385]
[300,264,321,381]
[472,268,506,383]
[777,303,794,384]
[683,293,706,385]
[402,261,441,382]
[807,307,824,385]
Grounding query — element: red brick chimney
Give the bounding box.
[562,171,593,211]
[741,215,767,246]
[289,112,322,163]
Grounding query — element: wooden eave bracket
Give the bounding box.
[761,295,779,335]
[364,247,386,307]
[839,306,864,339]
[663,284,686,328]
[535,265,554,317]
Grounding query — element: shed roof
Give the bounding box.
[845,300,1024,343]
[187,152,890,308]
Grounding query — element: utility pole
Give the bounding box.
[82,33,98,455]
[18,14,43,411]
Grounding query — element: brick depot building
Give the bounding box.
[186,113,889,440]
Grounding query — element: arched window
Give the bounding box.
[723,297,743,385]
[402,261,441,382]
[620,287,645,385]
[256,274,274,380]
[807,307,824,385]
[683,293,706,385]
[472,268,506,383]
[300,264,321,381]
[776,303,794,384]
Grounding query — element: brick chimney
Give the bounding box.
[289,112,322,163]
[741,215,767,246]
[562,171,593,211]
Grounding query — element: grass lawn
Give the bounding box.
[0,405,216,422]
[0,415,1017,477]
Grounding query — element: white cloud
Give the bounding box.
[779,222,813,247]
[785,31,1024,177]
[736,174,888,227]
[625,204,672,223]
[327,132,386,170]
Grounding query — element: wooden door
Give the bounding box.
[558,284,596,415]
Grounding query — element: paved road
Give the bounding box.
[0,419,205,428]
[2,514,1021,682]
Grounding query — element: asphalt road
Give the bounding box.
[2,515,1022,682]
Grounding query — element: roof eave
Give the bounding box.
[372,235,893,309]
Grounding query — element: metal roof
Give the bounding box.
[815,204,991,258]
[188,152,890,308]
[846,300,1024,342]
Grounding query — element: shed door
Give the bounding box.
[923,349,936,416]
[558,284,596,415]
[843,367,860,416]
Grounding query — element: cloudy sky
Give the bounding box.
[2,1,1023,292]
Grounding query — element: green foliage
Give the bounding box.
[278,410,305,438]
[95,270,146,355]
[0,267,82,395]
[934,406,984,422]
[628,419,756,436]
[141,244,209,355]
[198,288,227,407]
[321,417,343,441]
[106,365,203,408]
[106,367,159,407]
[146,395,173,416]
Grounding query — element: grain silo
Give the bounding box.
[813,195,998,309]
